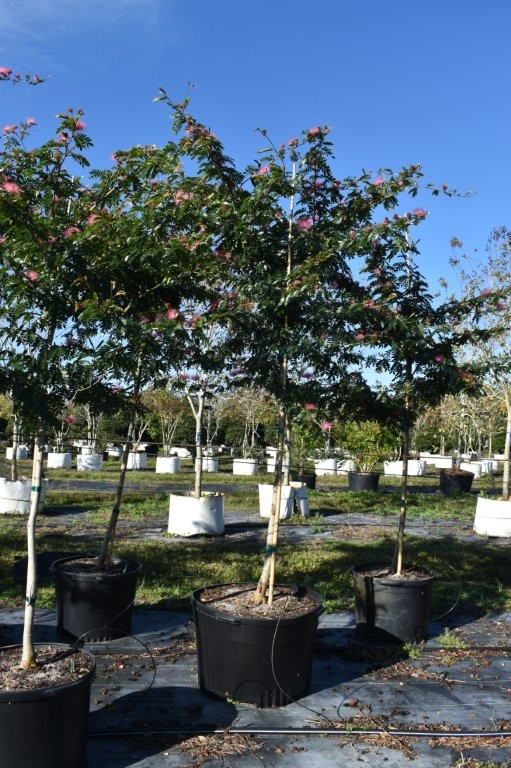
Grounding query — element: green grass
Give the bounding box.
[0,466,509,619]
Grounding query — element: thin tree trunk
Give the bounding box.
[188,391,205,499]
[11,413,20,482]
[96,355,143,571]
[21,426,45,669]
[502,388,511,500]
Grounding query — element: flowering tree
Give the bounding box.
[450,229,511,498]
[359,230,490,573]
[0,107,102,667]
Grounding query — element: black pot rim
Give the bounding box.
[192,582,323,627]
[49,555,143,579]
[347,471,380,477]
[0,643,95,701]
[350,562,437,585]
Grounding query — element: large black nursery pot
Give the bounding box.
[351,563,436,644]
[348,471,380,492]
[439,468,474,494]
[50,555,143,641]
[192,583,323,708]
[0,644,95,768]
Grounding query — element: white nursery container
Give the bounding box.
[47,452,72,469]
[155,456,181,474]
[258,483,309,520]
[473,497,511,537]
[5,446,28,460]
[168,492,224,536]
[314,458,338,476]
[76,454,103,471]
[232,458,259,476]
[127,451,148,470]
[0,478,47,514]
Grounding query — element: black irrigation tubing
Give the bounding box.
[87,726,511,739]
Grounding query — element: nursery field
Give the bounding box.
[1,458,510,619]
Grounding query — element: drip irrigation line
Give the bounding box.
[87,726,511,739]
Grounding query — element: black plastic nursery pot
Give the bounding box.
[192,583,323,708]
[351,563,436,644]
[290,472,316,490]
[0,644,95,768]
[347,471,380,492]
[439,468,474,494]
[50,556,143,641]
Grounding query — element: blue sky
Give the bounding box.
[1,0,509,292]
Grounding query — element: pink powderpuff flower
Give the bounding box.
[320,421,332,431]
[496,302,506,311]
[65,335,75,346]
[47,235,57,243]
[26,270,39,282]
[305,403,316,411]
[0,237,6,244]
[257,165,271,175]
[2,180,21,195]
[74,119,87,131]
[434,354,445,363]
[64,226,80,238]
[355,332,365,341]
[480,288,491,296]
[3,124,17,134]
[86,213,99,225]
[288,137,299,146]
[373,267,382,276]
[413,207,427,218]
[373,176,384,185]
[64,414,75,424]
[26,117,37,126]
[166,308,179,320]
[0,67,13,76]
[308,126,322,136]
[297,218,313,231]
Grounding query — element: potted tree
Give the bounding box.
[349,213,489,643]
[340,418,396,491]
[452,230,511,535]
[49,98,215,640]
[154,93,426,706]
[0,93,96,767]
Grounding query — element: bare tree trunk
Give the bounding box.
[10,413,20,482]
[96,355,143,571]
[188,391,205,499]
[502,387,511,500]
[21,426,45,669]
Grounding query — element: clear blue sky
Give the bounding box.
[1,0,509,291]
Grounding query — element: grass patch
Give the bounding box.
[0,470,509,620]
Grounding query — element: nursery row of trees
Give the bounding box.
[2,80,510,615]
[1,383,507,464]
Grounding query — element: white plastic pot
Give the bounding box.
[460,461,481,478]
[195,457,219,473]
[5,446,28,460]
[232,458,259,476]
[473,496,511,537]
[168,493,224,536]
[258,483,309,520]
[314,458,338,476]
[155,456,181,474]
[0,478,47,514]
[47,452,72,469]
[76,454,103,471]
[383,460,426,477]
[127,451,147,470]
